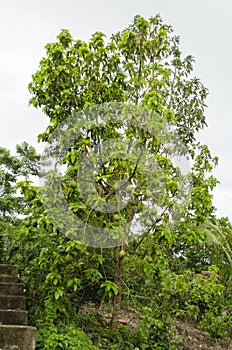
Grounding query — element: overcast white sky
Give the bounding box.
[0,0,231,219]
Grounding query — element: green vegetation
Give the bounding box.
[1,14,232,349]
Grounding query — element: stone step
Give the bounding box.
[0,274,18,283]
[0,283,25,296]
[0,309,28,325]
[0,265,18,277]
[0,295,26,310]
[0,325,36,350]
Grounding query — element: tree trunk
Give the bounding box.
[110,208,136,331]
[111,246,123,331]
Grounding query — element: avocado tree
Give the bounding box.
[28,15,218,330]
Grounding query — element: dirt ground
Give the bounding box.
[176,322,232,350]
[79,303,232,349]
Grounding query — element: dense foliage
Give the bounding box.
[1,14,232,349]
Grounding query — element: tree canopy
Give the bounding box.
[1,14,232,349]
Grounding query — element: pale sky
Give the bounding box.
[0,0,231,219]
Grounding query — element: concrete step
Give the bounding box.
[0,265,36,349]
[0,265,18,277]
[0,325,36,350]
[0,295,26,310]
[0,309,28,325]
[0,283,25,296]
[0,274,18,283]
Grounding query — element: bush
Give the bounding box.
[138,307,177,350]
[36,322,97,350]
[199,310,232,341]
